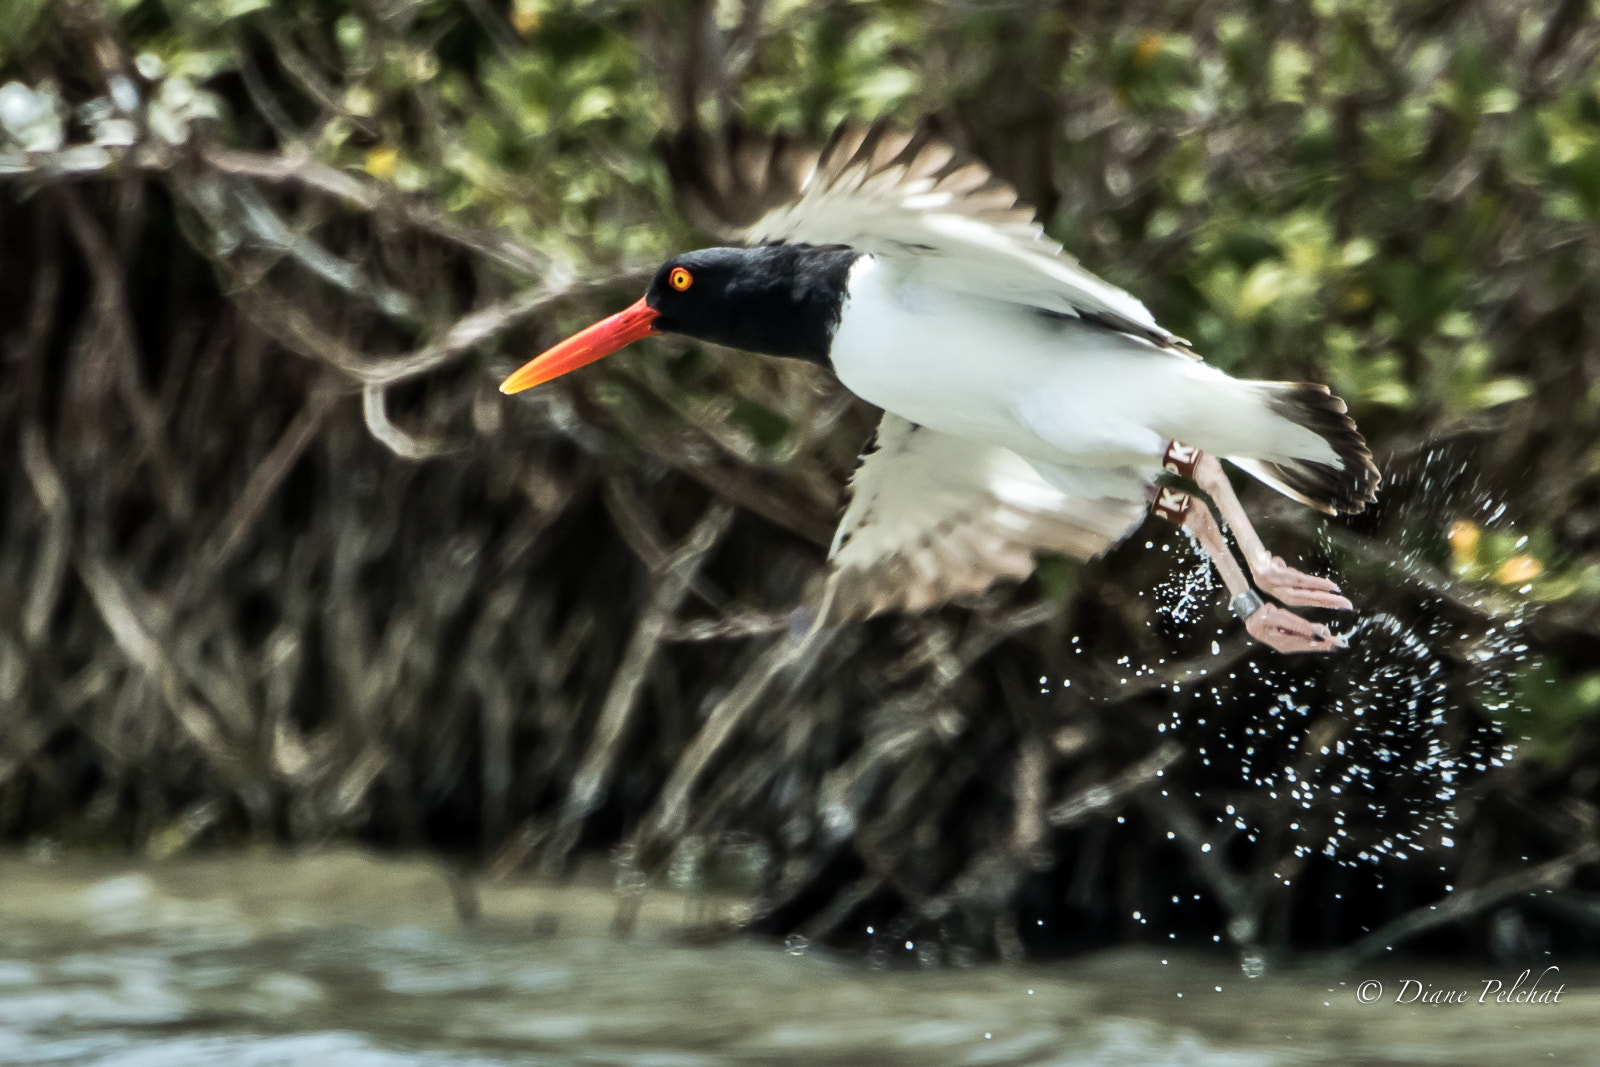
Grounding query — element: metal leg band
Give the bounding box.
[1229,589,1266,621]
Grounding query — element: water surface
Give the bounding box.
[0,849,1591,1065]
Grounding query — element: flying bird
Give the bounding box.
[500,121,1379,653]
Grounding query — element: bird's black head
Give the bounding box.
[642,245,856,365]
[499,243,857,395]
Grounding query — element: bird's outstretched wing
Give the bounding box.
[827,414,1148,617]
[660,120,1188,351]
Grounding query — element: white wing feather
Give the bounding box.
[828,414,1148,617]
[749,170,1170,343]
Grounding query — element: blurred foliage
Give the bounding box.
[5,0,1600,962]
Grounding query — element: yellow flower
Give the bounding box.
[1495,555,1542,585]
[1134,31,1164,71]
[512,0,541,35]
[364,144,399,182]
[1339,284,1373,314]
[1447,519,1479,564]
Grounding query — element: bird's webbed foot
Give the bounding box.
[1247,554,1352,612]
[1188,452,1351,611]
[1163,446,1350,655]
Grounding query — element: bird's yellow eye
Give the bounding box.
[669,267,693,292]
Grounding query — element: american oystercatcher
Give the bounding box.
[501,122,1379,653]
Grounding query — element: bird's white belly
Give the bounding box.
[829,259,1171,472]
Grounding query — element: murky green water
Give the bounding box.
[0,849,1592,1065]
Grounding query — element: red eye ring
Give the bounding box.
[669,267,693,291]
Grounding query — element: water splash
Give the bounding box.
[1143,444,1532,867]
[1152,531,1219,628]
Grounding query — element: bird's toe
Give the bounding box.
[1245,603,1348,655]
[1253,559,1352,611]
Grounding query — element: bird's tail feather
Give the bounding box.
[1225,382,1380,515]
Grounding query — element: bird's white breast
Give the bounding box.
[829,256,1177,471]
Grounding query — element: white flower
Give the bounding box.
[93,118,139,148]
[109,74,141,114]
[0,81,66,153]
[148,76,223,146]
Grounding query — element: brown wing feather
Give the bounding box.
[661,119,1047,245]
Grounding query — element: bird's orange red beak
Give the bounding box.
[499,297,660,394]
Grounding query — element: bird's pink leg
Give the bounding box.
[1191,453,1352,612]
[1178,487,1347,655]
